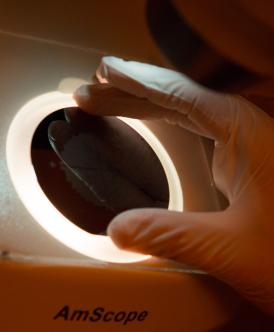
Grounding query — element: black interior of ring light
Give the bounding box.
[31,108,169,235]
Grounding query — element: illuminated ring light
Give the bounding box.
[6,92,183,263]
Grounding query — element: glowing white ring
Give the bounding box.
[6,92,183,263]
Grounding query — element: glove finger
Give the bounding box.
[74,83,164,119]
[108,208,274,315]
[95,56,237,142]
[107,208,234,278]
[74,84,209,137]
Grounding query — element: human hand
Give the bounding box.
[74,57,274,315]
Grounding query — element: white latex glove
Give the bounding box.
[75,56,274,315]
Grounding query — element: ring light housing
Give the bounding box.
[0,6,239,331]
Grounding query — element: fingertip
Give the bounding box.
[73,84,91,106]
[107,210,138,249]
[97,56,120,81]
[107,209,154,249]
[73,83,110,114]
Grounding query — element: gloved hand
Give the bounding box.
[74,56,274,315]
